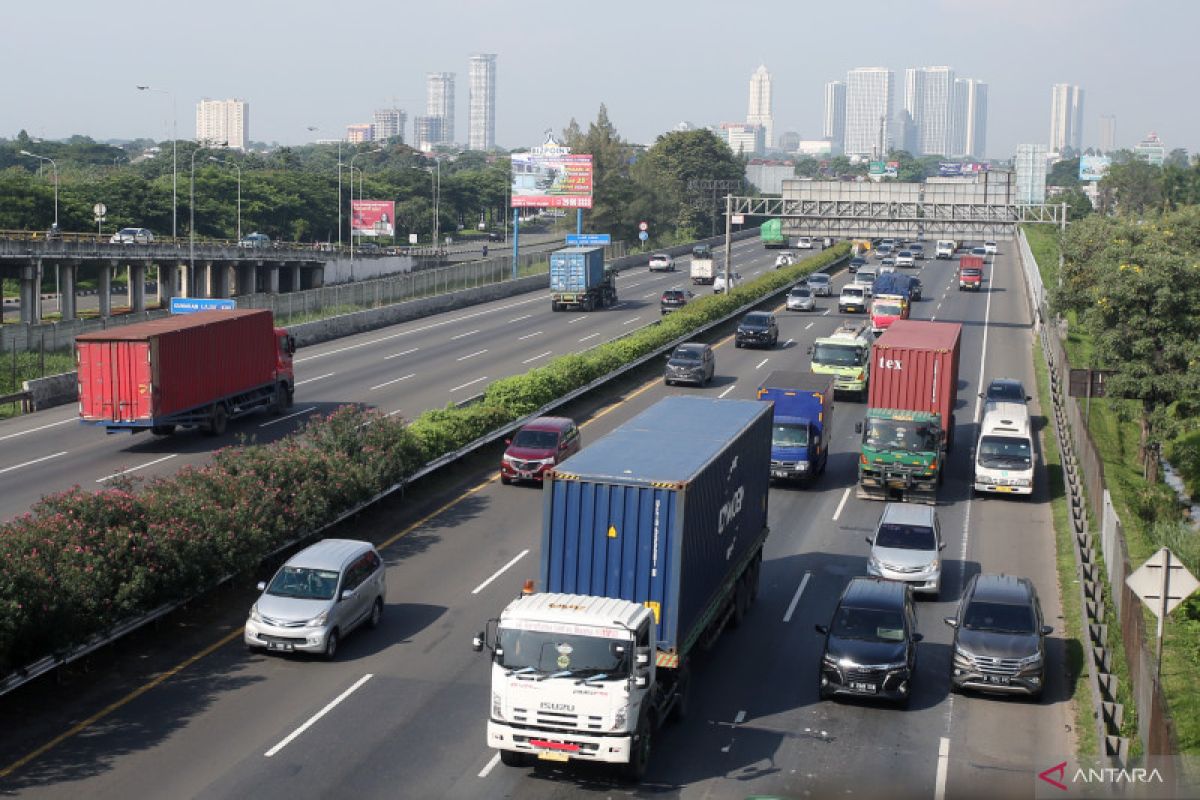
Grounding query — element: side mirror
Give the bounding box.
[865,536,873,545]
[256,581,266,591]
[504,438,511,446]
[559,442,569,451]
[472,633,484,653]
[978,392,984,399]
[635,646,652,667]
[813,624,829,636]
[287,336,297,355]
[855,422,863,434]
[341,589,354,601]
[943,617,958,628]
[913,633,924,643]
[1025,395,1032,401]
[1041,625,1054,636]
[806,345,814,355]
[939,542,947,550]
[634,675,649,689]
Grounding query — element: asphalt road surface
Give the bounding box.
[0,243,1072,799]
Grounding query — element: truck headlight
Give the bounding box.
[493,691,504,720]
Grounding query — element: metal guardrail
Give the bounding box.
[0,234,814,697]
[0,390,32,413]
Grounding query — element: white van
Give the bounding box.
[853,266,878,294]
[935,240,956,259]
[974,403,1035,496]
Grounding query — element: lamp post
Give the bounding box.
[136,85,177,240]
[209,156,242,241]
[348,148,382,272]
[190,143,224,296]
[18,150,58,229]
[430,156,442,248]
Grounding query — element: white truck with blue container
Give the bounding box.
[472,396,772,780]
[756,371,834,484]
[549,246,617,311]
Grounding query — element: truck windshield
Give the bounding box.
[813,343,864,367]
[497,628,632,677]
[978,435,1032,468]
[864,419,939,452]
[873,301,903,317]
[772,422,809,448]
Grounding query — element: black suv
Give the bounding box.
[664,342,715,386]
[735,311,779,348]
[660,289,692,315]
[815,577,921,705]
[945,574,1051,698]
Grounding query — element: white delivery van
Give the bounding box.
[935,240,956,259]
[973,402,1035,496]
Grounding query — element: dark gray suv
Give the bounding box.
[664,342,715,386]
[945,574,1051,698]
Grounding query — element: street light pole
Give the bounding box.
[209,156,242,241]
[189,143,224,296]
[348,148,383,274]
[18,150,58,229]
[137,85,177,239]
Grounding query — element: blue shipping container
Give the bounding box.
[541,396,772,658]
[872,272,915,300]
[549,247,607,292]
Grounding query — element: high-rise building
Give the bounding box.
[373,108,407,143]
[195,98,249,151]
[1099,115,1116,152]
[722,123,765,157]
[346,124,374,144]
[467,54,497,151]
[1049,83,1084,153]
[414,116,443,152]
[894,109,918,155]
[844,68,894,159]
[951,79,988,158]
[1015,144,1048,204]
[746,65,774,152]
[426,72,455,145]
[823,80,846,153]
[778,130,801,153]
[1134,132,1166,166]
[903,66,954,156]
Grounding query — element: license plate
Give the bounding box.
[772,470,789,478]
[537,752,570,762]
[887,479,906,489]
[849,681,877,693]
[987,675,1010,685]
[268,641,294,652]
[995,486,1014,493]
[518,471,533,480]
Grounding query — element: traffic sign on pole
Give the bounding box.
[566,233,611,246]
[1127,547,1200,683]
[638,231,649,241]
[638,221,648,231]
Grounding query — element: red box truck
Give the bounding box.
[958,255,984,291]
[76,309,295,436]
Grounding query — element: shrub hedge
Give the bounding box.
[0,244,849,675]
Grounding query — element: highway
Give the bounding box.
[0,237,770,525]
[0,243,1073,799]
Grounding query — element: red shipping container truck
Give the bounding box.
[957,255,985,291]
[866,319,962,449]
[76,309,295,436]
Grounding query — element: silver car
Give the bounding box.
[806,272,832,296]
[245,538,386,659]
[648,253,675,272]
[787,285,815,311]
[865,503,944,597]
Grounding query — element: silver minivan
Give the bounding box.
[245,538,386,659]
[866,503,945,597]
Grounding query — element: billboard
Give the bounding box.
[1079,155,1111,181]
[869,161,886,175]
[885,160,899,178]
[351,200,395,237]
[938,161,963,177]
[511,152,594,208]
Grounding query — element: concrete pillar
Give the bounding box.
[159,262,179,300]
[269,265,280,294]
[61,262,78,321]
[291,264,302,292]
[199,262,213,298]
[130,263,146,313]
[212,262,229,298]
[239,263,256,296]
[19,261,37,324]
[98,263,113,318]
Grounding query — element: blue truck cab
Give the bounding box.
[756,371,835,483]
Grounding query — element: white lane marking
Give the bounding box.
[973,266,997,424]
[622,317,642,325]
[718,385,737,399]
[784,338,794,346]
[295,295,544,362]
[264,674,374,757]
[0,450,68,476]
[934,737,950,800]
[478,752,501,778]
[755,358,769,369]
[451,376,488,392]
[295,373,335,387]
[805,322,814,330]
[0,417,75,443]
[260,406,317,428]
[384,347,419,361]
[936,302,942,310]
[523,351,552,364]
[472,549,530,595]
[822,308,831,315]
[369,374,415,391]
[451,329,481,340]
[508,314,532,323]
[567,317,588,325]
[782,572,812,623]
[642,291,658,298]
[734,710,746,724]
[96,454,177,483]
[625,281,642,288]
[517,331,543,341]
[457,349,488,362]
[832,487,851,521]
[930,315,937,322]
[578,333,601,342]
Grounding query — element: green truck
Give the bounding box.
[808,323,873,401]
[761,218,787,248]
[855,320,962,504]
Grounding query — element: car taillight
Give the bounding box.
[860,454,868,465]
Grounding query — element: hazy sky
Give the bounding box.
[5,0,1195,158]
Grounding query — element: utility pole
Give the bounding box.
[724,194,733,290]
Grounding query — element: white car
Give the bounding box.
[786,285,816,311]
[648,253,675,272]
[895,251,915,268]
[866,503,944,596]
[110,227,155,244]
[774,251,796,268]
[712,273,742,293]
[984,241,998,255]
[796,237,814,249]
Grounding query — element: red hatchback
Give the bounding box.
[500,417,582,485]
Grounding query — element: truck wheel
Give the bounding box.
[621,713,653,782]
[271,384,287,415]
[151,424,175,436]
[748,553,763,605]
[730,577,749,628]
[206,405,228,437]
[669,664,691,724]
[500,750,531,768]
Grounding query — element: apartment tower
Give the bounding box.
[468,54,498,151]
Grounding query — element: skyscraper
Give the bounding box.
[1049,83,1084,153]
[904,66,954,156]
[1099,115,1116,152]
[373,108,407,143]
[195,98,249,151]
[951,79,988,158]
[746,65,774,152]
[468,54,498,151]
[823,80,846,153]
[844,68,894,159]
[413,116,443,153]
[426,72,455,145]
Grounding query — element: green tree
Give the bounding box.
[636,129,743,239]
[1054,187,1094,220]
[1099,159,1163,216]
[1048,157,1081,187]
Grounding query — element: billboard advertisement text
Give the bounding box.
[1079,156,1111,181]
[511,153,594,208]
[351,200,395,237]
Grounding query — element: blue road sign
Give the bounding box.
[638,231,649,241]
[170,297,237,314]
[565,233,612,246]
